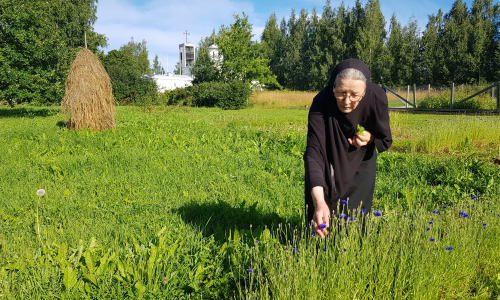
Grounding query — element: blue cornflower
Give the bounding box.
[319,224,327,229]
[340,213,346,218]
[373,212,382,217]
[292,248,297,252]
[484,226,487,229]
[349,217,355,221]
[433,210,440,214]
[478,195,481,198]
[372,224,375,228]
[322,248,327,252]
[443,205,448,208]
[247,269,253,273]
[482,223,486,226]
[463,213,469,218]
[341,200,348,204]
[471,196,476,200]
[361,209,367,213]
[277,262,280,265]
[467,205,470,208]
[343,248,347,252]
[498,214,500,217]
[426,228,430,231]
[446,246,453,251]
[404,215,407,218]
[430,238,435,241]
[459,211,464,216]
[311,231,316,235]
[429,221,433,224]
[413,212,416,216]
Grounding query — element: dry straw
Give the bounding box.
[61,48,115,131]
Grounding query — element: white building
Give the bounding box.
[149,72,193,92]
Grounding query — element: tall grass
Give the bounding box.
[234,200,500,299]
[408,115,500,152]
[249,91,317,108]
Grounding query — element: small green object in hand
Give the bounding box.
[357,124,365,135]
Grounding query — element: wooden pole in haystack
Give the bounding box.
[61,33,115,131]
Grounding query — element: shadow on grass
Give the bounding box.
[0,107,59,118]
[174,200,302,242]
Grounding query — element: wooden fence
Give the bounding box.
[382,82,500,112]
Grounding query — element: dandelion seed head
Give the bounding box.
[36,189,45,197]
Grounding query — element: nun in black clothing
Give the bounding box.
[304,58,392,239]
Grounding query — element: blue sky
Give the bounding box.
[94,0,458,72]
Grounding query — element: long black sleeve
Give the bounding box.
[306,154,326,189]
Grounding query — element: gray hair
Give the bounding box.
[334,68,367,87]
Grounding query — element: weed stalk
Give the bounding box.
[1,235,8,262]
[36,196,44,247]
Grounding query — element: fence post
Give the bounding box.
[428,84,430,96]
[450,83,454,109]
[497,82,500,111]
[413,84,416,107]
[406,85,409,108]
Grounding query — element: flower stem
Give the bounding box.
[36,196,43,247]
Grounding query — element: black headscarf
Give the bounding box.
[304,58,392,209]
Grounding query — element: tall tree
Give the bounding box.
[386,14,403,85]
[420,10,447,84]
[261,13,283,89]
[0,0,106,105]
[355,0,388,83]
[217,13,281,88]
[102,38,156,102]
[152,54,165,75]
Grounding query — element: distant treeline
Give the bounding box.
[259,0,500,90]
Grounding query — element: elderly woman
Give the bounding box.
[304,59,392,238]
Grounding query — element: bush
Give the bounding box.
[190,81,251,110]
[167,88,192,106]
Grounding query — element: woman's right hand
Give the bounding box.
[311,186,330,239]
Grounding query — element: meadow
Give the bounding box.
[0,105,499,299]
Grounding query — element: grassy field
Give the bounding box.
[0,105,499,299]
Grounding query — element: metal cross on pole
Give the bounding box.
[183,30,190,43]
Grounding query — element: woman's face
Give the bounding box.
[333,77,366,113]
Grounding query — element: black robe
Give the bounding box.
[304,59,392,219]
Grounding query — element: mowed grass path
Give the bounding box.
[0,106,499,298]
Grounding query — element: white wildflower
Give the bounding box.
[36,189,45,197]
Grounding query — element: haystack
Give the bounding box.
[61,48,115,130]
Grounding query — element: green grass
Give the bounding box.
[0,105,499,299]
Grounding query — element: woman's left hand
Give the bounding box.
[348,130,372,147]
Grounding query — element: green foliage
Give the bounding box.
[0,0,107,105]
[190,81,251,109]
[101,38,158,104]
[191,49,221,85]
[217,14,281,89]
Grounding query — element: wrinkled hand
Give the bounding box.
[313,201,330,239]
[348,130,372,148]
[311,186,329,239]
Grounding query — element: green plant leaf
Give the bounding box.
[63,265,78,291]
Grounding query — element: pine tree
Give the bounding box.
[355,0,387,83]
